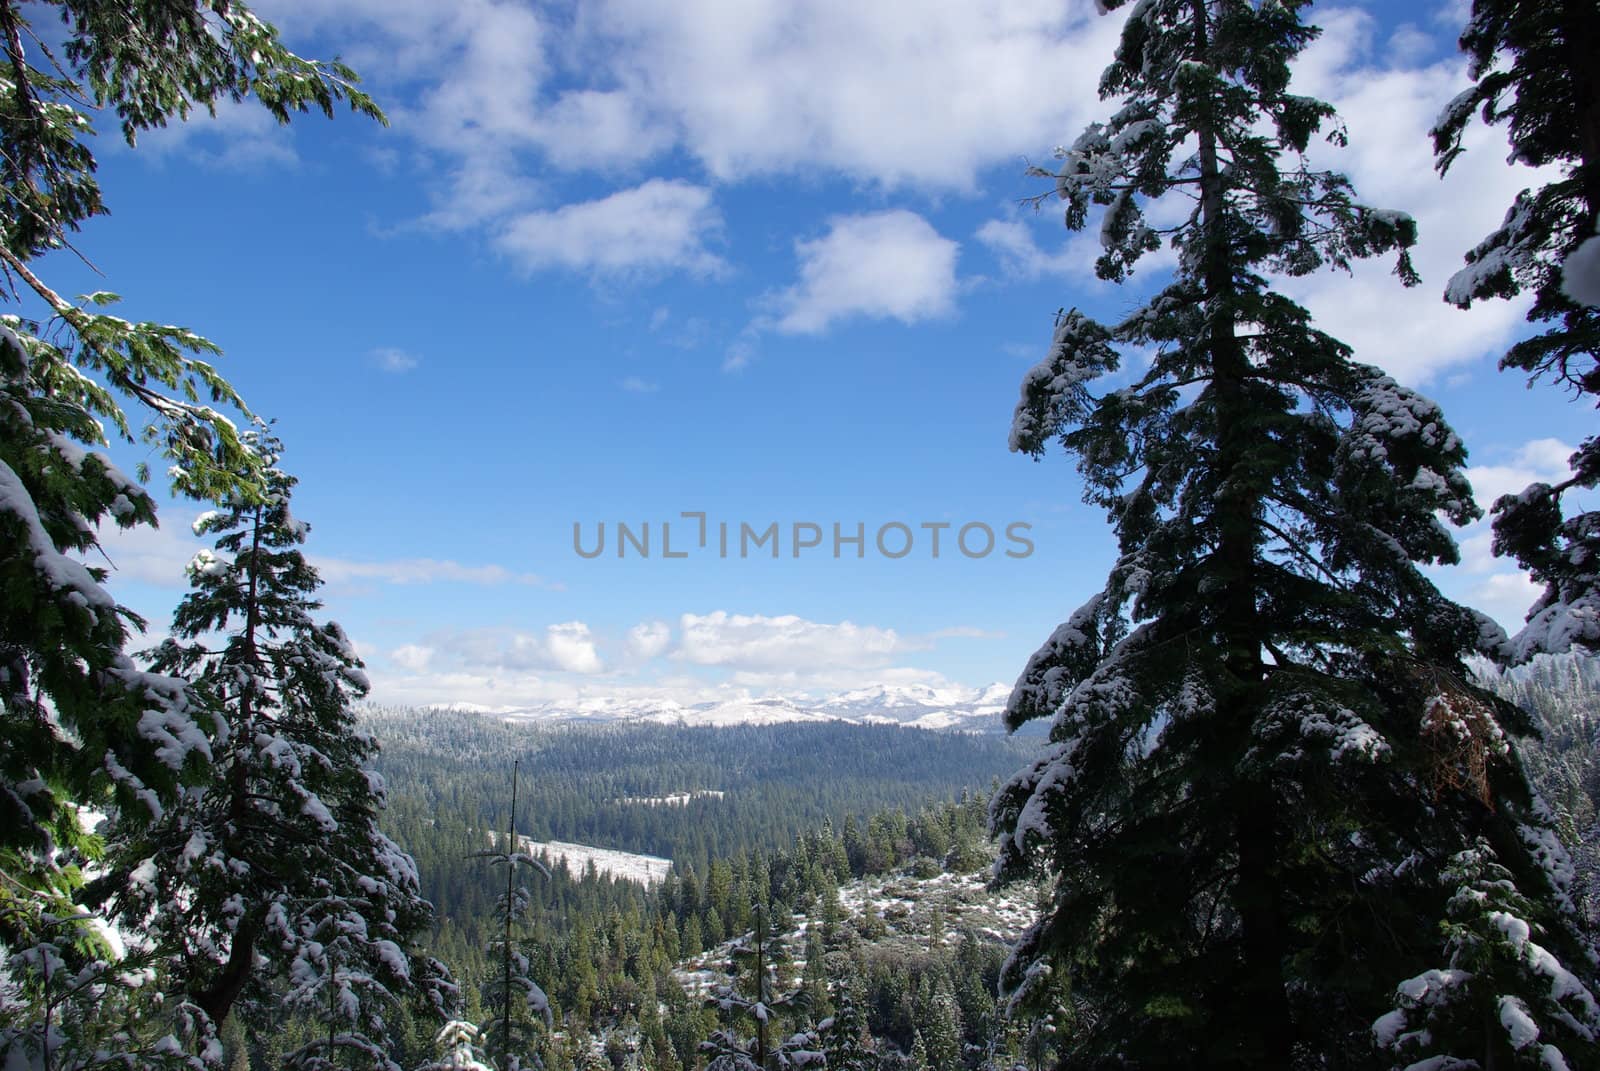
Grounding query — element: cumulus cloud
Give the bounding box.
[495,179,725,277]
[1280,7,1553,385]
[674,611,908,672]
[1432,438,1578,630]
[1465,438,1578,506]
[251,0,1125,288]
[369,611,1004,705]
[543,622,605,673]
[626,620,673,660]
[266,0,1124,193]
[430,622,606,675]
[584,0,1119,189]
[768,211,960,334]
[390,643,435,671]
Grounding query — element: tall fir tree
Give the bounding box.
[1431,0,1600,659]
[476,760,554,1071]
[988,1,1595,1066]
[103,434,451,1063]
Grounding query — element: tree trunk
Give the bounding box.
[1190,0,1294,1064]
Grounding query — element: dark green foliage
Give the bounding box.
[991,1,1594,1066]
[107,436,450,1062]
[1433,0,1600,659]
[367,710,1024,877]
[477,760,554,1071]
[340,714,1010,1067]
[701,906,819,1070]
[820,963,876,1071]
[0,3,381,1062]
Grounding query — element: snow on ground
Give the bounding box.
[612,790,727,806]
[672,863,1042,997]
[514,835,674,887]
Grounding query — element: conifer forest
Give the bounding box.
[4,1,1600,1069]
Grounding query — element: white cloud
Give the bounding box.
[87,510,554,591]
[390,643,435,671]
[1280,7,1554,384]
[495,179,725,276]
[929,625,1006,640]
[1432,437,1576,629]
[620,376,660,393]
[769,211,960,335]
[544,622,605,674]
[1465,437,1576,507]
[253,0,1123,278]
[87,513,204,588]
[368,611,1002,705]
[266,0,1122,194]
[371,347,421,373]
[433,622,605,675]
[626,620,673,660]
[135,97,300,169]
[585,0,1120,189]
[1464,571,1541,632]
[722,337,756,372]
[314,557,553,588]
[675,611,907,672]
[975,219,1080,280]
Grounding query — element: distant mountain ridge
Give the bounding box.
[435,681,1016,733]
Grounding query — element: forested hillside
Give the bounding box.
[1479,655,1600,926]
[336,663,1600,1071]
[246,714,1040,1070]
[368,710,1034,872]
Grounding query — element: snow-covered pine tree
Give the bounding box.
[817,961,874,1071]
[1,3,380,1062]
[1432,0,1600,659]
[989,1,1595,1066]
[103,434,450,1064]
[475,759,554,1071]
[417,1021,495,1071]
[700,906,821,1071]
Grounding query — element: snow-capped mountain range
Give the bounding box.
[439,681,1017,733]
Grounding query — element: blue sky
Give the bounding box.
[67,0,1594,708]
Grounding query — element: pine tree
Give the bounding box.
[800,929,831,1020]
[106,434,451,1061]
[916,977,961,1071]
[989,1,1594,1066]
[418,1021,496,1071]
[819,963,875,1071]
[700,906,821,1070]
[906,1031,929,1071]
[1430,1,1600,659]
[477,760,554,1071]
